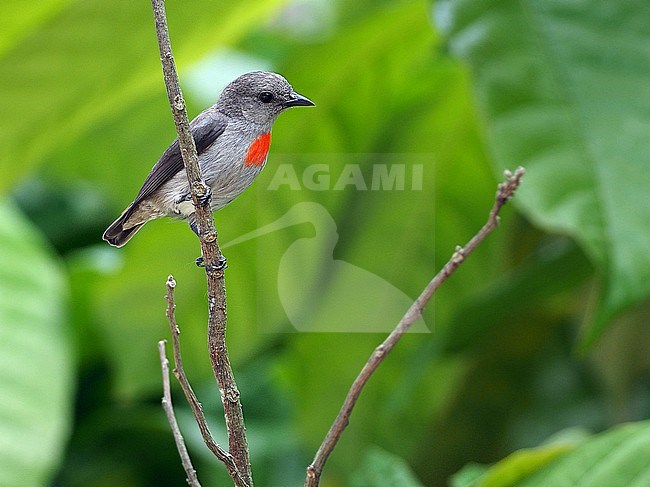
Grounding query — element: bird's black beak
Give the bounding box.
[284,92,315,108]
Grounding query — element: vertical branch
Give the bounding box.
[304,168,526,486]
[150,1,252,485]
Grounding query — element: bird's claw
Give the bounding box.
[195,254,227,271]
[194,185,212,208]
[181,185,212,207]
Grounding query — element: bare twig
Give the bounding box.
[150,1,252,485]
[304,167,526,486]
[165,276,249,487]
[158,340,201,487]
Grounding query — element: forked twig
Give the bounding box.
[164,276,249,487]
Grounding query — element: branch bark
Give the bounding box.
[304,167,526,487]
[150,1,251,485]
[164,276,249,487]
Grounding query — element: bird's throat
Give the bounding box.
[245,132,271,167]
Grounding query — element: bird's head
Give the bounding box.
[216,71,314,128]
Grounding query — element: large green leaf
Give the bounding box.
[0,0,286,194]
[453,421,650,487]
[434,0,650,348]
[0,200,73,486]
[451,431,585,487]
[519,422,650,487]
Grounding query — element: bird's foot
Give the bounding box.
[180,184,212,208]
[195,254,227,271]
[194,184,212,208]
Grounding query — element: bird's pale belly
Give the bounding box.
[206,159,266,211]
[154,156,266,219]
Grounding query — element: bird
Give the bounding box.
[102,71,314,248]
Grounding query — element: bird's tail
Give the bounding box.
[102,204,144,247]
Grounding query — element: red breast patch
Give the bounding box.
[245,132,271,167]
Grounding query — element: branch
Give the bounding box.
[150,1,251,485]
[304,167,526,486]
[164,276,249,487]
[158,340,201,487]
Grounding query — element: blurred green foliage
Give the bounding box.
[0,0,649,486]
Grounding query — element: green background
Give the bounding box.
[1,0,649,485]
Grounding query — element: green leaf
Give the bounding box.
[450,464,489,487]
[452,422,650,487]
[434,0,650,348]
[476,443,577,487]
[0,199,73,486]
[520,422,650,487]
[351,446,424,487]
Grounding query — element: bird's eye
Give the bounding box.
[258,91,274,103]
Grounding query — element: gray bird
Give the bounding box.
[103,71,314,247]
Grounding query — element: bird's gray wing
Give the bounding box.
[133,108,228,204]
